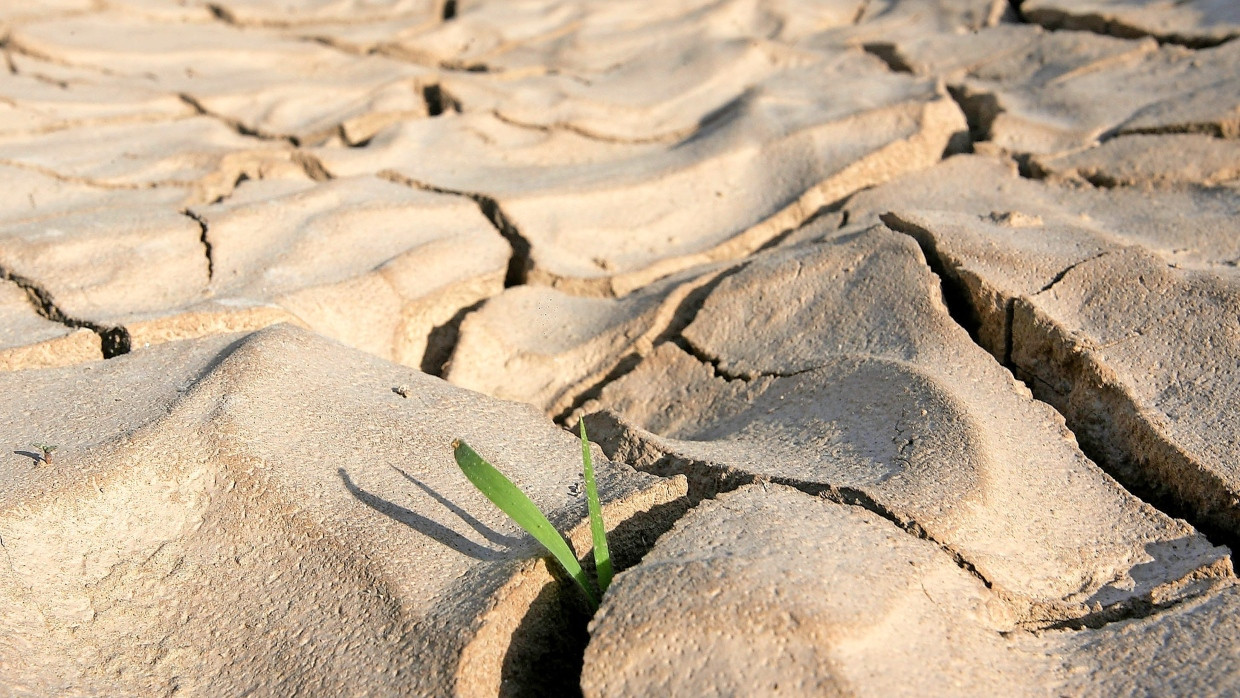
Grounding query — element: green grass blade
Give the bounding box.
[579,421,612,594]
[452,439,599,608]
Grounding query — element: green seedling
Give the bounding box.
[32,443,57,466]
[452,421,610,609]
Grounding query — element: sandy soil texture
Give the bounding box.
[1,0,1238,695]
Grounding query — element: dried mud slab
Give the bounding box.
[209,0,437,26]
[870,162,1240,539]
[434,0,1003,141]
[1009,246,1240,542]
[0,324,686,696]
[1023,0,1240,48]
[399,0,1001,75]
[1047,584,1240,695]
[805,0,1008,62]
[444,38,817,144]
[320,50,965,294]
[0,175,506,369]
[583,484,1045,697]
[9,11,429,145]
[446,265,726,415]
[841,155,1240,271]
[585,227,1231,622]
[584,483,1240,697]
[0,116,304,204]
[890,208,1240,539]
[0,64,192,138]
[0,200,212,338]
[1029,133,1240,187]
[0,166,191,226]
[0,0,92,25]
[949,29,1240,156]
[373,0,824,73]
[192,176,509,368]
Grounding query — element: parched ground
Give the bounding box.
[1,1,1239,695]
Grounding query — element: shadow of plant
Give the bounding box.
[338,467,511,561]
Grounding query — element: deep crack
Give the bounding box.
[946,84,1001,145]
[422,83,462,117]
[0,264,129,358]
[884,217,1239,575]
[583,410,997,591]
[879,212,983,342]
[420,298,486,377]
[182,209,214,282]
[1104,121,1240,142]
[378,171,532,287]
[292,151,333,181]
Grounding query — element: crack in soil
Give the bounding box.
[422,83,462,117]
[420,298,485,377]
[178,93,302,146]
[883,218,1239,577]
[589,403,1233,633]
[861,43,914,74]
[1021,6,1238,49]
[0,157,149,191]
[1103,119,1240,142]
[946,84,1001,146]
[583,409,998,591]
[490,110,698,146]
[1034,251,1108,295]
[378,170,532,287]
[181,209,214,282]
[552,269,746,425]
[0,264,129,358]
[291,151,333,181]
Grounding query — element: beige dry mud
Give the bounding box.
[1,0,1238,695]
[0,325,686,695]
[585,484,1240,697]
[1023,0,1240,47]
[581,229,1231,623]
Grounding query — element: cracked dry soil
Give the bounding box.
[2,0,1239,695]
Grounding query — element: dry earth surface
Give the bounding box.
[1,0,1238,696]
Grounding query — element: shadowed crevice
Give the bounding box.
[423,83,462,117]
[1022,6,1237,49]
[378,171,533,288]
[882,217,1239,577]
[946,85,1001,145]
[0,264,129,358]
[421,298,488,377]
[495,493,691,697]
[553,353,645,426]
[880,212,983,342]
[181,209,214,281]
[861,43,914,73]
